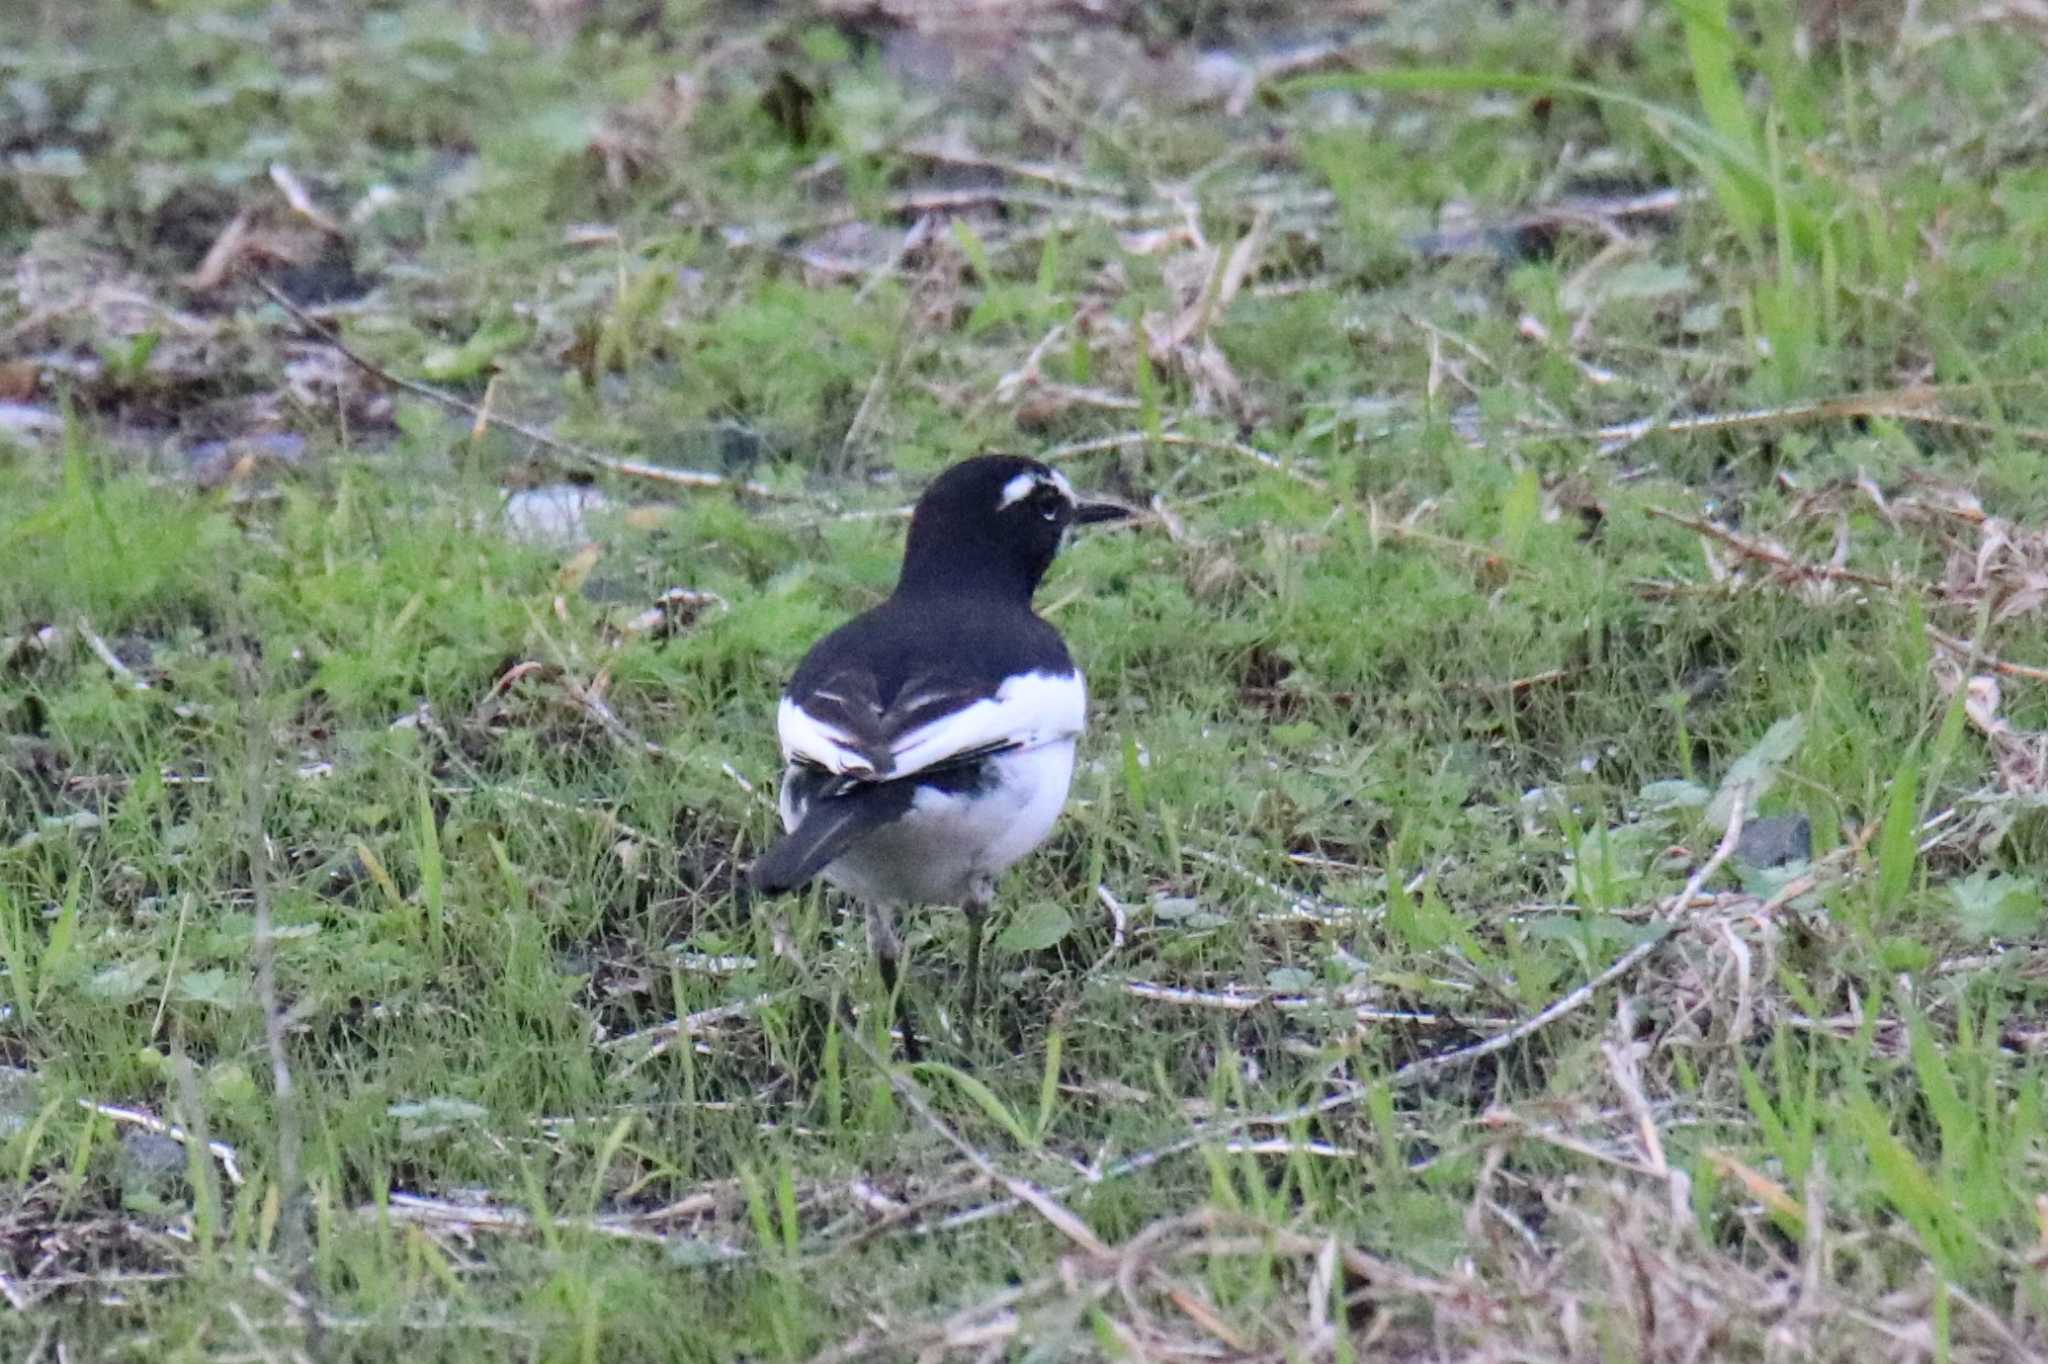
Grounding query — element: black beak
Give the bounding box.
[1074,499,1136,525]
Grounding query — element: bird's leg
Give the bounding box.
[865,900,920,1063]
[960,886,991,1051]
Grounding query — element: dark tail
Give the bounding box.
[750,801,886,895]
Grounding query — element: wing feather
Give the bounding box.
[778,669,1085,781]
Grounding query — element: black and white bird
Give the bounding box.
[750,454,1131,1056]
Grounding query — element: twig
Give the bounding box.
[1925,627,2048,683]
[1036,428,1328,492]
[435,783,661,846]
[1366,498,1521,574]
[1655,513,2048,682]
[1121,980,1476,1029]
[149,892,193,1043]
[897,139,1124,198]
[1757,812,1886,915]
[808,1169,997,1259]
[840,295,915,467]
[1645,507,1901,590]
[1507,1116,1667,1178]
[918,1085,1394,1240]
[1603,997,1692,1224]
[1183,844,1371,924]
[562,674,667,758]
[366,1190,724,1246]
[247,1264,546,1337]
[1158,207,1270,356]
[183,208,255,293]
[226,1298,300,1364]
[1589,384,2048,456]
[166,1052,232,1265]
[989,320,1072,408]
[720,761,764,802]
[1405,311,1570,427]
[77,618,148,690]
[238,659,311,1316]
[914,802,1756,1243]
[801,1272,1065,1364]
[0,1274,34,1313]
[267,162,342,237]
[1155,431,1326,492]
[727,186,1159,238]
[1394,792,1749,1087]
[1946,1281,2041,1361]
[1035,430,1154,463]
[83,1099,245,1185]
[1220,1138,1357,1159]
[602,992,790,1070]
[1090,884,1128,977]
[832,1004,1109,1257]
[852,213,934,306]
[255,279,778,497]
[1445,667,1575,695]
[0,302,80,351]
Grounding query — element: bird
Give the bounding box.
[749,454,1132,1058]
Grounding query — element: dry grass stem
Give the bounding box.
[80,1100,246,1187]
[256,279,777,496]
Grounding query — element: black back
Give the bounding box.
[784,594,1073,772]
[791,589,1073,695]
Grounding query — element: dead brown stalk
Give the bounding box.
[255,279,778,497]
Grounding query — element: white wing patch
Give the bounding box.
[777,695,876,775]
[779,670,1087,780]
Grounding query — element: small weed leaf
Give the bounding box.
[997,902,1073,954]
[173,968,250,1010]
[389,1097,488,1142]
[1707,715,1805,830]
[1639,779,1711,812]
[1945,871,2042,941]
[85,959,158,1004]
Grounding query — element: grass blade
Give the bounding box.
[915,1061,1039,1152]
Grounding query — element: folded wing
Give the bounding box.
[778,667,1086,781]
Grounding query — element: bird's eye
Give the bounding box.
[1029,486,1064,521]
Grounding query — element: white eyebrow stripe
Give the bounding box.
[998,471,1041,508]
[998,468,1076,510]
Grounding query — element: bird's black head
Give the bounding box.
[896,454,1130,603]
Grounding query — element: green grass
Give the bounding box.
[3,0,2048,1359]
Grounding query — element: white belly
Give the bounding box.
[787,740,1078,907]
